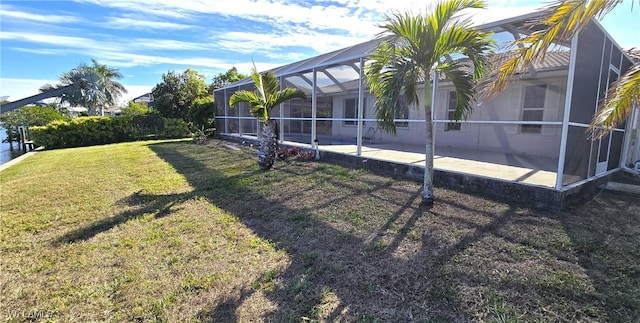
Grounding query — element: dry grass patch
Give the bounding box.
[1,139,639,321]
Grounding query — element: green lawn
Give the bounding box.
[1,139,638,322]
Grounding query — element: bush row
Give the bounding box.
[30,115,191,149]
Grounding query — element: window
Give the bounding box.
[521,85,545,134]
[395,95,410,128]
[344,97,366,125]
[445,91,461,131]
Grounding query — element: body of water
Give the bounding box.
[0,127,24,165]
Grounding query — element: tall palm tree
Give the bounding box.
[485,0,639,139]
[90,59,127,116]
[40,60,127,116]
[229,65,306,170]
[365,0,495,206]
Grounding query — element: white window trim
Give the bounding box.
[343,97,366,126]
[394,95,411,128]
[445,91,462,132]
[520,85,546,134]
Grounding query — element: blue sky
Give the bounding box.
[1,0,638,104]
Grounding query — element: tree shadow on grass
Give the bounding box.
[558,192,640,321]
[54,191,195,245]
[72,140,633,321]
[146,141,499,321]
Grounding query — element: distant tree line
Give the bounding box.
[1,59,247,149]
[150,67,246,131]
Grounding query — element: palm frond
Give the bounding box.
[589,63,640,139]
[249,65,267,103]
[441,64,476,121]
[229,90,260,107]
[271,88,306,107]
[367,41,421,135]
[367,0,493,135]
[229,65,306,122]
[484,0,622,99]
[39,83,58,92]
[260,71,281,105]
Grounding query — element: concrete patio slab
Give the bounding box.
[319,144,558,188]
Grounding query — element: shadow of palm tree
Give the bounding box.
[144,141,540,321]
[558,192,640,321]
[55,139,637,321]
[54,190,195,245]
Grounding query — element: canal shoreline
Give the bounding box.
[0,149,37,172]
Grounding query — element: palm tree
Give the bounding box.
[40,60,127,116]
[229,65,306,170]
[89,59,128,116]
[365,0,495,206]
[485,0,639,139]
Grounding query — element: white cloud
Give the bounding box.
[0,77,155,107]
[74,0,378,37]
[68,0,551,58]
[4,0,636,88]
[0,5,82,23]
[213,30,370,58]
[0,31,211,53]
[0,31,228,69]
[129,39,209,51]
[13,47,60,55]
[73,0,195,19]
[0,78,59,101]
[0,32,120,52]
[102,16,193,31]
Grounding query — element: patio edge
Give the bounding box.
[218,134,615,211]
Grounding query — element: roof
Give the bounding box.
[489,50,570,74]
[627,49,640,61]
[217,7,556,92]
[132,92,153,102]
[317,51,570,93]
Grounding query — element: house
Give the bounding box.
[132,92,154,107]
[214,8,638,207]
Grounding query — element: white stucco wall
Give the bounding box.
[328,72,568,159]
[331,93,375,140]
[434,75,567,158]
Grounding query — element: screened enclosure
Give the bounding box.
[214,9,636,192]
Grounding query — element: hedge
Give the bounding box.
[30,115,191,149]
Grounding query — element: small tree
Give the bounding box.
[209,67,248,93]
[189,97,216,131]
[152,69,209,121]
[229,65,306,170]
[365,0,495,206]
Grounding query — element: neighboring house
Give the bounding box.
[106,107,123,116]
[214,8,637,195]
[66,106,89,117]
[132,93,154,107]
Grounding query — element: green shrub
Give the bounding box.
[122,101,151,116]
[0,105,69,143]
[160,118,190,139]
[189,97,216,131]
[30,115,191,149]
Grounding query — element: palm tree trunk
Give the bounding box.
[257,119,278,170]
[422,80,435,207]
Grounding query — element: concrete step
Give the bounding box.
[602,181,640,195]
